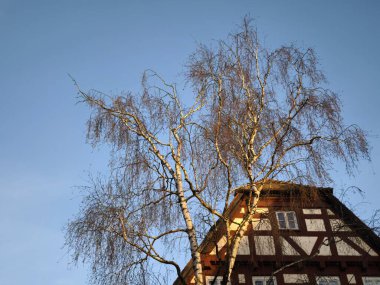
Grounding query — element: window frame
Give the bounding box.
[252,276,277,285]
[275,211,299,230]
[362,277,380,285]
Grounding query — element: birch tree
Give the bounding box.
[66,17,370,285]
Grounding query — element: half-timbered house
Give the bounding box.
[175,181,380,285]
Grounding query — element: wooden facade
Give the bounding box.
[175,181,380,285]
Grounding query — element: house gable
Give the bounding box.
[175,181,380,285]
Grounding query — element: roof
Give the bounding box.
[234,179,333,194]
[174,180,380,284]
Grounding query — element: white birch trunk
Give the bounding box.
[226,186,261,283]
[175,158,203,285]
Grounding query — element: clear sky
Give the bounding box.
[1,1,379,284]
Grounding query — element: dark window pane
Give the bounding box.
[277,212,286,229]
[287,212,297,229]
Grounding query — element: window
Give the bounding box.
[252,276,277,285]
[363,277,380,285]
[276,211,298,230]
[316,276,340,285]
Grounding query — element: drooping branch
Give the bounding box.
[68,16,370,285]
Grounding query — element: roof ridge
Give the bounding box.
[234,179,333,193]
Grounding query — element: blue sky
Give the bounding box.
[0,1,379,284]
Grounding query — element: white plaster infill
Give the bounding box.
[317,237,332,256]
[290,236,317,255]
[347,274,356,284]
[238,274,246,283]
[283,274,309,283]
[254,236,275,255]
[210,236,227,255]
[348,236,378,256]
[252,218,272,231]
[330,219,351,232]
[302,209,322,215]
[305,219,326,231]
[237,236,250,255]
[334,237,360,256]
[281,237,300,256]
